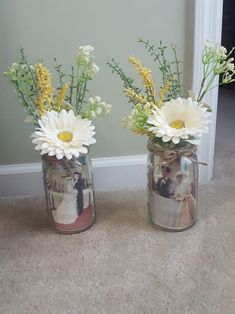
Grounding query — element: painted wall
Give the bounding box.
[0,0,194,164]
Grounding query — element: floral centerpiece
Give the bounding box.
[5,45,111,159]
[108,39,235,231]
[108,39,234,146]
[5,45,111,233]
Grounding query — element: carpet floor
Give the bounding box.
[0,181,235,314]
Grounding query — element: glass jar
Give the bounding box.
[147,141,198,231]
[42,154,95,234]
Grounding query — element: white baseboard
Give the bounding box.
[0,155,147,197]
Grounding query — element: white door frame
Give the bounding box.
[193,0,223,182]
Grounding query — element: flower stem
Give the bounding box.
[68,66,74,106]
[20,48,39,97]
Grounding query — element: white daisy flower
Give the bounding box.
[147,97,211,145]
[31,110,96,160]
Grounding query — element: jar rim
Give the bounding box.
[41,153,88,162]
[147,140,197,153]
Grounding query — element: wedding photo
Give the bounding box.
[43,162,94,229]
[150,162,197,229]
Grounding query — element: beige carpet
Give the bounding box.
[0,181,235,314]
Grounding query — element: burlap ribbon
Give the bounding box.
[147,142,208,166]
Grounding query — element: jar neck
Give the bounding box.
[147,140,197,154]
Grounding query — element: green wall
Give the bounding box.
[0,0,195,164]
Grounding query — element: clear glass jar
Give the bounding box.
[147,141,198,231]
[42,154,95,234]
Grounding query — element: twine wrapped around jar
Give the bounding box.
[147,141,207,166]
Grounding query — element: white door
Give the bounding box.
[193,0,223,182]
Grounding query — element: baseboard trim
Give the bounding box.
[0,163,42,175]
[0,155,147,197]
[92,155,147,167]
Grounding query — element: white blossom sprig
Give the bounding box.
[82,96,112,119]
[197,40,235,102]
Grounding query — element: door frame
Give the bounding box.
[192,0,223,182]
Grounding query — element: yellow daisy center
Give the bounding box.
[170,120,185,129]
[57,131,73,142]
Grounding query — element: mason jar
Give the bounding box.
[147,141,198,231]
[42,154,95,234]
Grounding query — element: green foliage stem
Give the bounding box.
[138,38,182,99]
[107,58,144,106]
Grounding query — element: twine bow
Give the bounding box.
[162,149,207,166]
[147,142,208,166]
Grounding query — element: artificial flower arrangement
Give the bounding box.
[5,45,111,160]
[108,38,235,147]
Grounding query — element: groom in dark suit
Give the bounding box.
[155,165,172,198]
[73,172,85,215]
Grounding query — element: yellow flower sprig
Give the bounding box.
[129,56,156,101]
[35,96,47,116]
[54,83,69,111]
[126,80,172,110]
[133,128,154,136]
[156,79,173,107]
[35,63,53,116]
[125,87,148,105]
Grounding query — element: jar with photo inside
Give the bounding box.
[42,154,95,234]
[147,141,198,231]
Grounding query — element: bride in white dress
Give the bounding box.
[52,178,78,224]
[171,171,196,227]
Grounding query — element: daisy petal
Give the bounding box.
[162,135,171,142]
[172,136,180,144]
